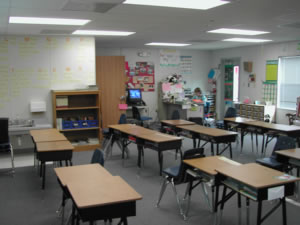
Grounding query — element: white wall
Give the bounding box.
[211,41,300,124]
[96,47,212,120]
[0,36,95,125]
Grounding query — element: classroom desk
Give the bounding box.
[108,124,182,175]
[183,156,241,219]
[30,128,67,142]
[277,148,300,177]
[224,117,300,154]
[160,119,195,135]
[36,140,73,189]
[55,164,113,224]
[55,164,142,225]
[216,163,300,225]
[177,125,237,158]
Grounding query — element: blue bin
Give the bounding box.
[62,121,73,129]
[87,120,99,127]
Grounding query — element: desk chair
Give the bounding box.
[216,107,237,129]
[256,136,296,171]
[132,106,152,127]
[156,148,205,219]
[0,118,15,174]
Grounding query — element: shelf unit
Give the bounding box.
[234,103,276,122]
[206,94,216,119]
[52,90,101,152]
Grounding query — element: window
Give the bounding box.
[278,56,300,110]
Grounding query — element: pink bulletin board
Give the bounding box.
[125,61,155,92]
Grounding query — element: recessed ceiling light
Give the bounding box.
[73,30,135,36]
[145,42,191,47]
[9,17,90,25]
[208,28,270,35]
[123,0,229,10]
[223,38,272,43]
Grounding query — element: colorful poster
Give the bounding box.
[224,65,234,101]
[180,55,192,75]
[160,49,180,67]
[125,61,155,92]
[266,60,278,81]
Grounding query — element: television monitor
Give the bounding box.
[127,89,142,105]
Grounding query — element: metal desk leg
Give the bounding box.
[158,151,163,176]
[219,186,227,224]
[257,201,262,225]
[241,129,245,153]
[211,142,214,156]
[42,161,46,190]
[261,134,265,156]
[246,198,250,225]
[237,194,241,225]
[282,197,287,225]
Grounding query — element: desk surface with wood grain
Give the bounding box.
[161,119,195,126]
[276,148,300,160]
[36,140,74,152]
[177,124,237,137]
[67,175,142,209]
[54,164,112,187]
[216,163,300,189]
[184,156,241,176]
[30,128,67,142]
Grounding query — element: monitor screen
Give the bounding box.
[128,89,142,103]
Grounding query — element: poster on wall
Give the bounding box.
[224,65,233,102]
[266,60,278,81]
[180,55,192,75]
[125,61,155,92]
[160,49,180,67]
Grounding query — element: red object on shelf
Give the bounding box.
[192,99,203,103]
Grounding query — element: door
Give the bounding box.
[96,56,126,128]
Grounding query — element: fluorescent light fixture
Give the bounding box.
[208,28,270,35]
[223,38,272,43]
[123,0,229,10]
[73,30,135,36]
[145,42,191,47]
[9,17,90,25]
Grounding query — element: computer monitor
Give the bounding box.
[127,89,142,105]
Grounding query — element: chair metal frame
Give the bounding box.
[156,148,205,220]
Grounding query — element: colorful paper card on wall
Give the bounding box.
[162,83,171,92]
[266,60,278,81]
[118,104,128,110]
[125,61,155,92]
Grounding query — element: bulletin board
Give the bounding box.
[0,36,95,121]
[125,61,155,92]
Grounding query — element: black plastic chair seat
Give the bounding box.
[162,166,180,177]
[256,157,284,170]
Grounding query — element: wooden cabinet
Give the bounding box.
[235,103,276,122]
[52,90,101,152]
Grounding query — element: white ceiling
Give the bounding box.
[1,0,300,50]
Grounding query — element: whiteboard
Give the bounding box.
[0,36,95,123]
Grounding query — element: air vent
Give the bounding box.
[280,22,300,29]
[62,0,125,13]
[40,30,73,35]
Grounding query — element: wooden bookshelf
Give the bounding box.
[52,90,101,152]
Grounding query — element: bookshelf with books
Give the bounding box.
[52,90,101,152]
